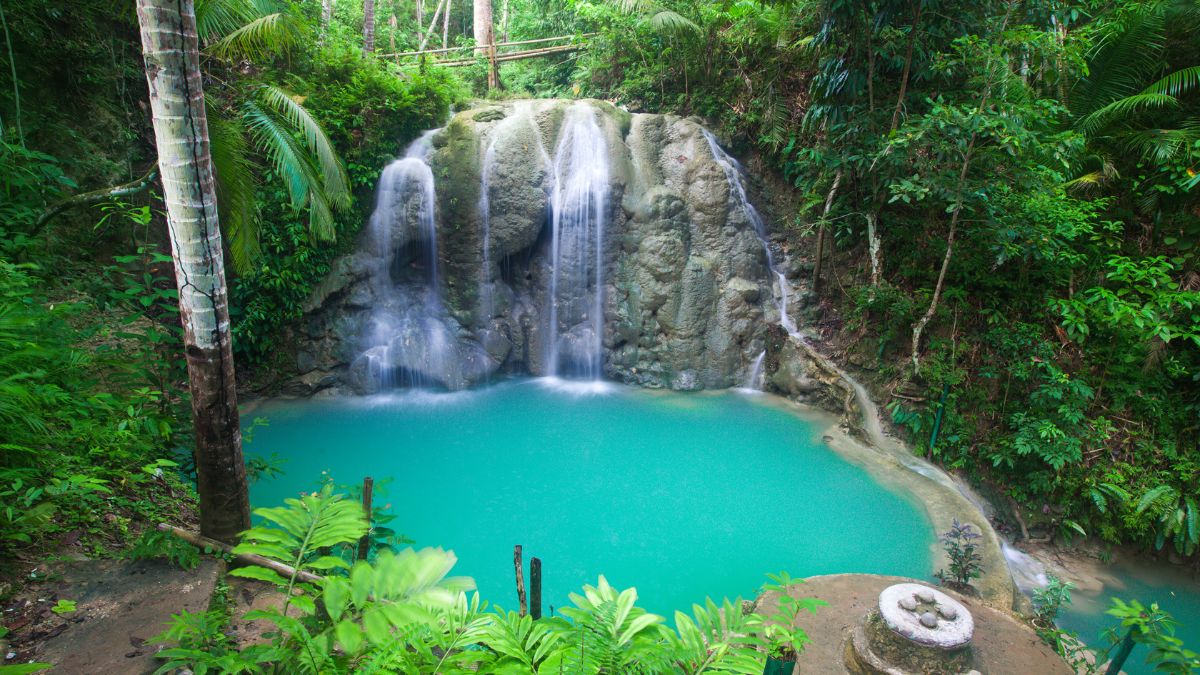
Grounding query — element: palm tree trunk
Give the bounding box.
[135,0,251,544]
[473,0,499,89]
[363,0,376,55]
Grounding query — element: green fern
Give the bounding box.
[669,598,765,674]
[483,609,563,672]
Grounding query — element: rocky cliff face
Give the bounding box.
[286,99,783,395]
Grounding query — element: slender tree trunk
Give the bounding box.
[910,1,1013,374]
[418,0,446,51]
[442,0,451,49]
[389,13,399,63]
[473,0,499,89]
[866,212,882,287]
[363,0,376,55]
[891,1,923,133]
[135,0,250,544]
[321,0,334,34]
[415,0,423,37]
[500,0,509,43]
[0,0,23,147]
[811,169,843,295]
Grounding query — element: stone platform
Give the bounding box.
[755,573,1072,675]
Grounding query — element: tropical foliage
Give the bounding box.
[566,0,1200,558]
[151,487,806,674]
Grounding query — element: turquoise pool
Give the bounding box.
[244,379,936,618]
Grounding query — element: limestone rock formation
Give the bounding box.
[287,99,776,394]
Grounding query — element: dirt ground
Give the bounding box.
[2,557,221,674]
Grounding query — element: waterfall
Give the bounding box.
[701,131,799,338]
[546,103,610,380]
[358,130,454,390]
[478,137,497,320]
[741,350,766,391]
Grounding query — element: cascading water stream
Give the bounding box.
[545,104,610,380]
[478,138,497,320]
[740,351,766,391]
[704,132,1038,595]
[358,130,453,389]
[702,130,799,340]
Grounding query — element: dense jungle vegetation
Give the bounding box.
[0,0,1198,671]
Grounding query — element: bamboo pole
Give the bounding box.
[514,545,527,616]
[382,33,595,57]
[436,43,581,67]
[530,557,542,620]
[357,476,374,561]
[156,523,324,584]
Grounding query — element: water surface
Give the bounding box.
[1055,555,1200,674]
[245,379,935,617]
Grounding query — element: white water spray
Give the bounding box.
[702,130,799,339]
[358,130,454,389]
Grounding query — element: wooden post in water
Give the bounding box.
[514,544,527,616]
[530,557,542,620]
[358,476,374,561]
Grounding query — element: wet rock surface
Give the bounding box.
[285,98,774,394]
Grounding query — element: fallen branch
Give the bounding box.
[157,522,324,584]
[33,162,159,234]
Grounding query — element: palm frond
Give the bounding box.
[241,99,337,241]
[1121,126,1200,164]
[256,86,352,212]
[1142,65,1200,98]
[647,10,701,36]
[208,11,305,60]
[1072,3,1168,117]
[610,0,699,37]
[207,103,262,273]
[1074,93,1179,136]
[194,0,255,42]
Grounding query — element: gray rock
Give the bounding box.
[282,99,781,394]
[920,612,938,628]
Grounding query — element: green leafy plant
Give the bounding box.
[152,487,801,674]
[125,529,201,570]
[1134,483,1199,556]
[758,572,825,665]
[49,599,76,615]
[934,520,984,588]
[1032,574,1074,629]
[1100,598,1200,675]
